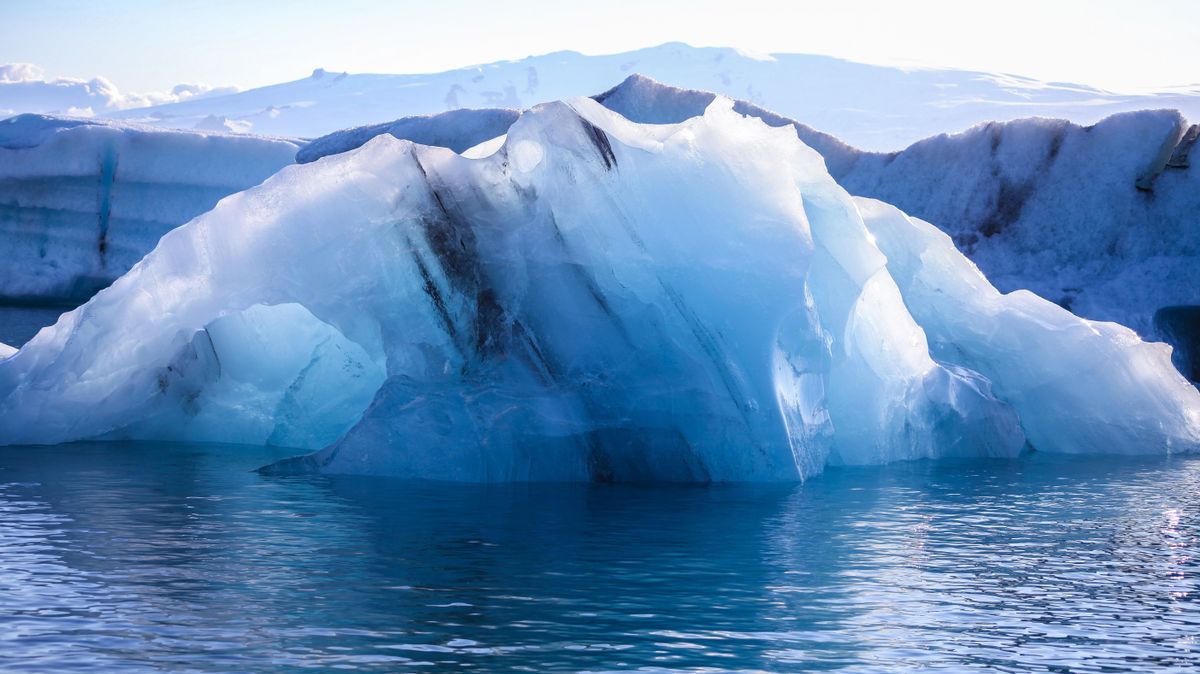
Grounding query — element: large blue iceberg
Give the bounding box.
[0,97,1197,480]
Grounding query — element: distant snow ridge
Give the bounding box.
[0,114,300,300]
[100,43,1200,151]
[1,98,1196,481]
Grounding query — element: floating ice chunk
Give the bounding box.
[0,95,1196,480]
[110,302,387,448]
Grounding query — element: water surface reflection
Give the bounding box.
[0,443,1196,671]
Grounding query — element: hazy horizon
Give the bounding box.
[3,0,1198,97]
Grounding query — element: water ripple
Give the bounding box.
[0,445,1197,672]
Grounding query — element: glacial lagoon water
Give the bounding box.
[0,441,1197,673]
[0,304,67,347]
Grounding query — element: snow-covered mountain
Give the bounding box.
[2,96,1196,480]
[101,43,1200,151]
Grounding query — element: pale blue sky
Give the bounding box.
[2,0,1197,93]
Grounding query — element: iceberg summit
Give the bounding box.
[0,96,1197,481]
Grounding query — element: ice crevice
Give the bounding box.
[0,96,1197,480]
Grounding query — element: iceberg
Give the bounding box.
[1,96,1196,480]
[9,75,1198,370]
[0,114,300,301]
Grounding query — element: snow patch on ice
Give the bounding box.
[462,134,507,159]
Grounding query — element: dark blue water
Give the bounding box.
[0,304,66,347]
[0,443,1197,672]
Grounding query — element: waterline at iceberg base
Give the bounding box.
[0,97,1197,480]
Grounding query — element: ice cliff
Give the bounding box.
[1,97,1196,480]
[0,114,300,301]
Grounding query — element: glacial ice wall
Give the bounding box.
[0,114,300,301]
[1,97,1197,481]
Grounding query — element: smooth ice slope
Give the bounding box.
[104,43,1200,151]
[0,114,301,301]
[1,98,1197,480]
